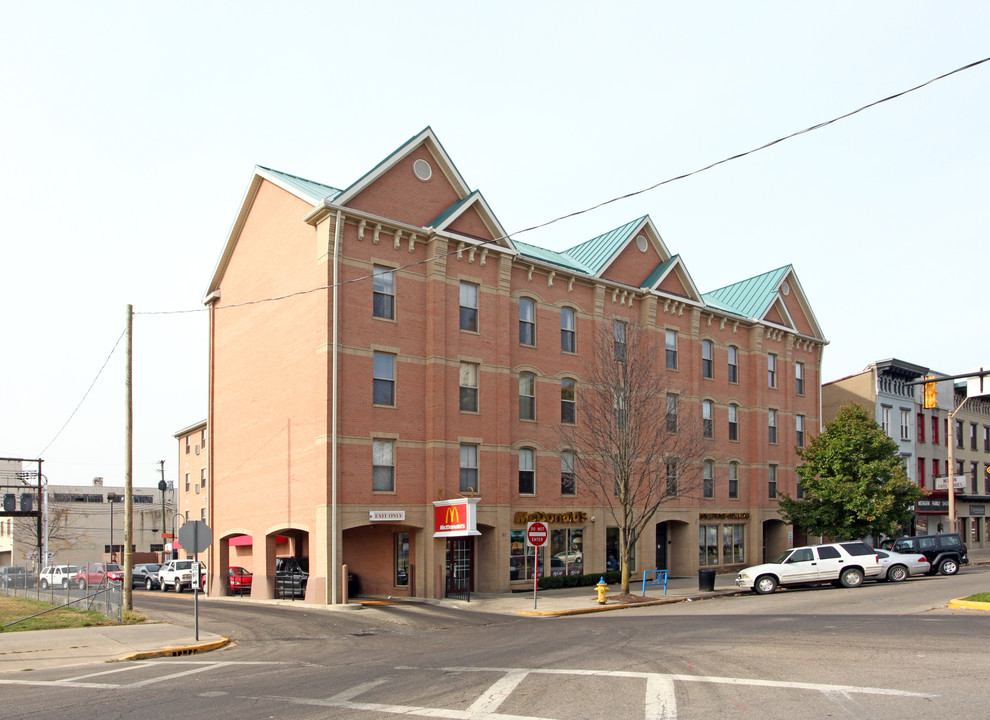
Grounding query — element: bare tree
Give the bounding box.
[558,321,705,594]
[13,495,83,566]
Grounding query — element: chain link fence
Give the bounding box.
[0,580,123,630]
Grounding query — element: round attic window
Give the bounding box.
[781,281,790,296]
[413,158,433,182]
[636,235,648,252]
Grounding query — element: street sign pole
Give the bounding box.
[525,521,548,610]
[193,522,199,641]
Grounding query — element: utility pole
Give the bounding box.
[124,304,133,611]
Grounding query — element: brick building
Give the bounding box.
[203,128,826,603]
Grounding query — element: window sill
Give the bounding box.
[460,409,481,415]
[372,315,397,324]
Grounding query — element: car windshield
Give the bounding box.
[106,564,122,572]
[772,550,793,564]
[176,561,193,569]
[144,564,161,572]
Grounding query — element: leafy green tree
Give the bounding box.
[778,403,924,540]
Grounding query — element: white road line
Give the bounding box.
[468,670,530,715]
[62,661,156,682]
[331,677,390,702]
[418,666,937,699]
[260,695,550,720]
[645,674,677,720]
[127,661,234,687]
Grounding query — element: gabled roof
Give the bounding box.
[702,265,825,340]
[427,190,513,248]
[702,265,791,319]
[564,216,650,276]
[640,253,703,302]
[257,166,341,205]
[333,126,470,207]
[513,240,592,273]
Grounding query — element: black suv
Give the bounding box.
[0,566,33,589]
[275,556,309,599]
[887,533,969,575]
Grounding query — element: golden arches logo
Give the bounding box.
[445,506,461,525]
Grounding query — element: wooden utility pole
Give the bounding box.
[124,304,133,611]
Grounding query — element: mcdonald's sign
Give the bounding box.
[433,497,481,538]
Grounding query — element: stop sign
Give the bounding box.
[526,521,548,547]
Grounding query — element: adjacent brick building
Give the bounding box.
[203,128,826,603]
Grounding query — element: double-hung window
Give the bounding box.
[727,346,738,383]
[373,352,395,406]
[518,448,535,495]
[561,378,576,424]
[519,372,536,420]
[666,394,678,433]
[459,281,478,331]
[728,462,739,499]
[372,266,395,319]
[900,410,910,441]
[702,400,714,439]
[372,439,395,491]
[728,404,739,441]
[519,298,535,346]
[560,451,576,495]
[768,465,778,498]
[701,340,713,379]
[459,362,478,412]
[767,353,777,388]
[703,460,714,498]
[796,415,805,447]
[665,460,678,496]
[665,330,678,370]
[561,308,576,353]
[613,321,627,362]
[459,444,478,493]
[768,409,778,444]
[795,361,804,395]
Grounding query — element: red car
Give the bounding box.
[75,562,123,589]
[229,566,252,595]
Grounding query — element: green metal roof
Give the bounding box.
[429,191,479,228]
[563,216,647,275]
[640,255,679,289]
[701,265,791,319]
[514,239,590,273]
[258,166,341,204]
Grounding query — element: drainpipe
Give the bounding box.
[330,209,342,604]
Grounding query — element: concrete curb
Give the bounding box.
[515,590,742,616]
[115,636,232,662]
[947,598,990,611]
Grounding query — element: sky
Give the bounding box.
[2,3,988,490]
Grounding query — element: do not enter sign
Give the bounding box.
[526,521,548,547]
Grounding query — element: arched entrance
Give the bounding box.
[655,520,691,576]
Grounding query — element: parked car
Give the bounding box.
[0,566,34,589]
[132,563,162,590]
[885,533,969,575]
[74,562,123,589]
[735,541,882,594]
[158,559,198,593]
[38,565,79,590]
[873,549,930,582]
[275,556,308,598]
[228,566,252,595]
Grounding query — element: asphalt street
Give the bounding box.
[1,568,987,719]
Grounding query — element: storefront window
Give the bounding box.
[606,527,635,571]
[550,528,583,576]
[699,525,719,566]
[394,531,409,586]
[510,529,543,581]
[699,523,745,566]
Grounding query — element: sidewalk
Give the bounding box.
[0,623,229,675]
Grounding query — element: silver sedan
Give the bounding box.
[874,549,930,582]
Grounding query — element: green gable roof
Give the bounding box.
[640,255,679,289]
[702,265,791,319]
[514,239,590,273]
[258,166,341,204]
[563,216,647,275]
[429,191,479,228]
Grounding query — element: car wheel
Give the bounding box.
[174,580,183,593]
[78,579,87,590]
[839,568,864,588]
[146,578,154,591]
[939,559,959,575]
[753,575,778,594]
[886,565,908,583]
[40,579,49,590]
[62,579,69,589]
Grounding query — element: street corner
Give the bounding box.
[115,636,232,662]
[947,597,990,612]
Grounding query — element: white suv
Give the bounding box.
[735,541,882,594]
[38,565,80,590]
[158,559,197,593]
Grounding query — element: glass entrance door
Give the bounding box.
[445,538,473,600]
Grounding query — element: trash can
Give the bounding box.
[698,568,716,592]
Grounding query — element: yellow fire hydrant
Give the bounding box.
[596,577,608,605]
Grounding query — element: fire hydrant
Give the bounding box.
[596,576,608,605]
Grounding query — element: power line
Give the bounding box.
[132,53,988,318]
[36,329,126,458]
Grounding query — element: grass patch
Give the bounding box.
[0,596,127,633]
[961,592,990,603]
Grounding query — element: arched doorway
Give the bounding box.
[655,520,691,576]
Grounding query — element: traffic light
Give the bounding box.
[923,376,938,409]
